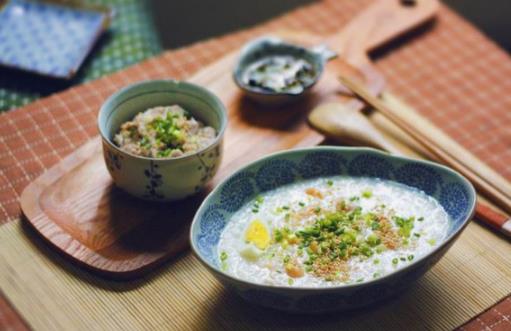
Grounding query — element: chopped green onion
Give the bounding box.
[366,234,381,247]
[255,195,264,204]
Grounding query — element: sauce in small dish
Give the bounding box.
[233,37,336,105]
[241,55,316,94]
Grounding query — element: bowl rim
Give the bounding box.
[97,79,228,162]
[232,36,326,97]
[190,146,477,291]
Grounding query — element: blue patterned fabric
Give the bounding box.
[0,0,106,78]
[0,0,162,111]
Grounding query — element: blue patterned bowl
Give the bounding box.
[98,80,227,201]
[190,147,476,312]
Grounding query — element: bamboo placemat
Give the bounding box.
[1,0,511,329]
[0,217,509,330]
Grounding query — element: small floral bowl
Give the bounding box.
[98,80,227,201]
[190,147,476,312]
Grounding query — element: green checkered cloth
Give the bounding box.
[0,0,162,112]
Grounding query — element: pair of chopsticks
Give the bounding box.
[338,74,511,238]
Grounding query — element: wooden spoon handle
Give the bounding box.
[325,0,439,62]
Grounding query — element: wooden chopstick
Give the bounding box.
[338,76,511,202]
[378,92,511,238]
[338,74,511,237]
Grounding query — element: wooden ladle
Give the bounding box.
[308,102,511,239]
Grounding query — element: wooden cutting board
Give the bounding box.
[19,0,439,279]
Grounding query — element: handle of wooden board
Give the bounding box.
[339,74,511,217]
[325,0,439,63]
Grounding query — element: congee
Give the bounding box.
[218,176,449,287]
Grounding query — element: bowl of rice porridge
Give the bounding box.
[190,147,476,312]
[98,80,227,201]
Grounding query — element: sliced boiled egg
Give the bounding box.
[244,219,271,250]
[238,219,271,262]
[239,244,263,262]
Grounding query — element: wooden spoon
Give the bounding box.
[309,102,402,155]
[309,102,511,238]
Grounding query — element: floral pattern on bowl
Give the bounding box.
[190,147,476,312]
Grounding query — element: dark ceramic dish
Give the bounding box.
[233,37,336,106]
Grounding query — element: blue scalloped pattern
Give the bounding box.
[196,204,226,265]
[394,163,442,195]
[197,233,216,265]
[297,151,346,179]
[219,171,255,212]
[440,183,470,224]
[199,206,226,233]
[255,159,296,191]
[348,154,394,179]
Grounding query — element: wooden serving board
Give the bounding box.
[20,0,439,278]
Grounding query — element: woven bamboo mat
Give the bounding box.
[1,0,511,329]
[0,218,509,330]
